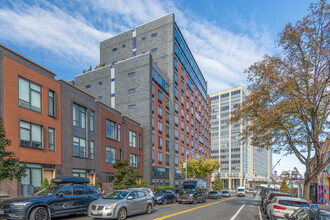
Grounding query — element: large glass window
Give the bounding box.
[158,136,163,149]
[158,152,163,164]
[158,106,162,118]
[73,137,86,157]
[118,124,121,142]
[73,104,86,129]
[19,77,42,112]
[48,128,55,151]
[129,130,136,147]
[106,120,117,140]
[130,153,137,168]
[19,121,43,149]
[139,134,142,149]
[106,146,116,163]
[158,121,162,133]
[21,163,42,187]
[48,90,56,117]
[158,90,162,102]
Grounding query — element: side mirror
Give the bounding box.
[127,196,133,200]
[57,193,64,198]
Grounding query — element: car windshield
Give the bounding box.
[279,200,309,207]
[104,191,128,199]
[270,194,291,199]
[180,184,196,192]
[155,190,165,196]
[210,191,218,194]
[238,189,245,192]
[34,185,61,196]
[223,191,229,193]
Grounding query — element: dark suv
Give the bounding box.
[0,176,102,220]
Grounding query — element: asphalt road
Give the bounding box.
[58,193,267,220]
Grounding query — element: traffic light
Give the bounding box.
[230,179,232,181]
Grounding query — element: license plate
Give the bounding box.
[182,199,185,202]
[92,211,99,215]
[0,210,4,215]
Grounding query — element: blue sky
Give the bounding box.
[0,0,313,175]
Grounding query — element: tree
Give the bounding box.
[0,117,26,181]
[113,160,142,190]
[230,0,329,201]
[40,178,49,190]
[212,173,224,191]
[280,177,290,193]
[179,156,220,179]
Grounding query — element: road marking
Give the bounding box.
[229,204,245,220]
[153,197,236,220]
[258,206,263,220]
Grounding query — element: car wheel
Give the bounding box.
[193,198,197,205]
[162,198,167,205]
[117,208,127,220]
[173,197,177,203]
[145,204,153,214]
[29,206,48,220]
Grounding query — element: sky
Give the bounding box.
[0,0,314,175]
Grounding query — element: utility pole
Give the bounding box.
[185,152,187,181]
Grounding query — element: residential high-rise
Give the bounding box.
[75,13,211,187]
[210,86,272,189]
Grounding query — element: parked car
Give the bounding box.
[207,191,222,199]
[285,207,330,220]
[129,188,154,205]
[222,190,230,197]
[263,192,292,214]
[267,196,309,220]
[176,180,207,204]
[154,190,177,205]
[88,189,153,220]
[0,176,102,220]
[260,188,277,206]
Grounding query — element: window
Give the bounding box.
[73,104,86,129]
[174,72,178,84]
[48,90,56,117]
[106,146,116,163]
[158,152,163,164]
[119,149,122,161]
[181,68,184,78]
[112,48,117,52]
[174,87,178,99]
[85,84,91,89]
[158,121,162,133]
[151,48,157,53]
[106,120,117,140]
[166,126,169,137]
[128,105,135,109]
[98,96,103,100]
[73,137,86,157]
[158,106,162,118]
[130,154,137,168]
[175,101,178,112]
[166,111,169,122]
[129,130,136,148]
[158,136,163,149]
[90,111,94,132]
[151,33,158,37]
[19,121,43,149]
[128,72,135,77]
[133,37,136,48]
[90,141,94,159]
[139,134,142,149]
[19,77,42,112]
[128,88,135,93]
[158,90,162,102]
[181,81,184,91]
[48,128,55,151]
[122,45,126,48]
[133,51,136,56]
[175,155,178,165]
[118,124,121,142]
[142,37,146,41]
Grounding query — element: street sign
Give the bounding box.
[183,162,187,169]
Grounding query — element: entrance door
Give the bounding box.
[43,170,54,183]
[87,174,95,185]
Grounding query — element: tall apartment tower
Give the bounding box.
[75,13,211,187]
[210,86,271,190]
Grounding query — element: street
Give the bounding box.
[57,193,267,220]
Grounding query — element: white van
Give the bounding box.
[237,187,245,197]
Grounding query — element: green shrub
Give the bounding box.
[40,178,49,190]
[154,186,174,191]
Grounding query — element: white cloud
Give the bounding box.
[0,0,273,93]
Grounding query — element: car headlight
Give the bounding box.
[105,203,117,210]
[189,194,194,198]
[11,202,31,207]
[156,196,163,200]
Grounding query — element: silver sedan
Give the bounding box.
[88,189,153,220]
